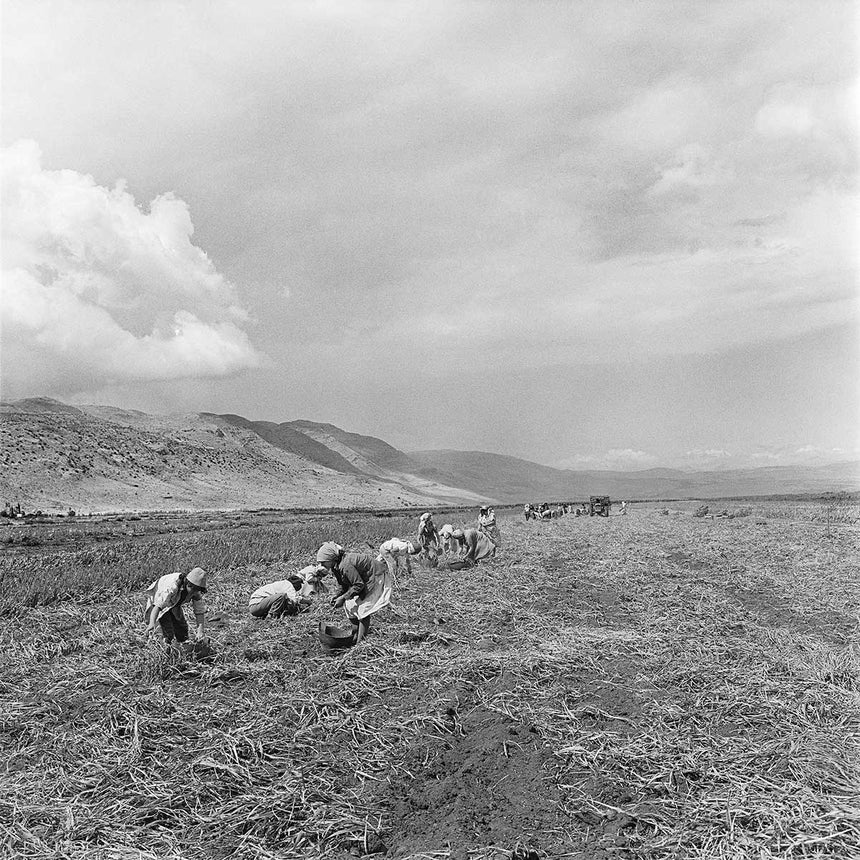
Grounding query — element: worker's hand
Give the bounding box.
[332,595,347,608]
[195,630,206,643]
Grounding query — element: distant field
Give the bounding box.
[1,504,858,859]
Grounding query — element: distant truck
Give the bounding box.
[589,496,611,517]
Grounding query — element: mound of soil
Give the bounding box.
[379,706,569,858]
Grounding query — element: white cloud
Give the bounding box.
[755,99,816,137]
[1,141,263,396]
[557,449,659,471]
[648,144,723,196]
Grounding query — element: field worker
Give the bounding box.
[316,542,393,645]
[621,501,628,515]
[379,537,421,577]
[478,506,501,547]
[439,523,456,554]
[144,567,208,645]
[248,564,325,619]
[417,512,439,551]
[450,527,496,564]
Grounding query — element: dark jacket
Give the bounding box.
[332,552,377,600]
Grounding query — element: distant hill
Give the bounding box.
[0,398,482,513]
[1,397,856,513]
[409,450,860,503]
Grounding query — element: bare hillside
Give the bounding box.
[0,399,480,513]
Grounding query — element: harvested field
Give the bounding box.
[1,506,859,859]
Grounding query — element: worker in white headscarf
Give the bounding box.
[416,512,440,567]
[379,537,421,577]
[248,564,326,618]
[439,523,456,555]
[144,567,208,645]
[315,542,393,645]
[450,527,496,563]
[417,512,439,551]
[477,506,501,546]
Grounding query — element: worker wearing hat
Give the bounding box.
[144,567,208,645]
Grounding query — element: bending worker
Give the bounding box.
[439,523,456,555]
[316,542,393,645]
[418,512,439,552]
[450,527,497,564]
[477,506,501,546]
[379,537,421,577]
[249,564,325,619]
[144,567,208,645]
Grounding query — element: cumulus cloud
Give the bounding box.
[1,140,262,396]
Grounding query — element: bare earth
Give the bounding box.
[2,504,858,858]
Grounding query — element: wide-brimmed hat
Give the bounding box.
[186,567,208,591]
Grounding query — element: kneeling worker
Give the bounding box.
[249,564,325,618]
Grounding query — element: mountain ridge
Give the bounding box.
[1,398,857,512]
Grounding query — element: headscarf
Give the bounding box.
[298,563,326,582]
[316,542,343,564]
[439,524,454,537]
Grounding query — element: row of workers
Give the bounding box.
[144,508,502,649]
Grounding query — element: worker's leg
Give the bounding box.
[250,595,274,619]
[157,612,176,643]
[170,606,189,643]
[269,593,295,618]
[355,616,371,645]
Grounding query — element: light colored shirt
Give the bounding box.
[248,579,299,612]
[144,572,205,629]
[380,538,414,557]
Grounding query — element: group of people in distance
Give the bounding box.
[142,506,503,650]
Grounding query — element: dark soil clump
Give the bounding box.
[379,706,571,858]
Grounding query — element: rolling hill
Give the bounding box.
[409,449,860,502]
[1,397,857,513]
[0,399,483,513]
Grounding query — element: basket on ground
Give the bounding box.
[446,559,473,571]
[318,621,355,649]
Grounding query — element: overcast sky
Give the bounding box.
[2,1,858,470]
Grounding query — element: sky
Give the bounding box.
[1,0,858,471]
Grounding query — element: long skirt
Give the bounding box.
[344,556,394,621]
